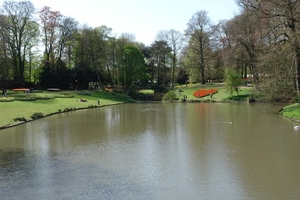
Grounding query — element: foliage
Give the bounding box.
[35,95,55,100]
[149,40,172,87]
[53,94,74,98]
[163,90,178,101]
[13,117,26,122]
[0,0,300,104]
[0,97,14,102]
[122,45,146,91]
[225,68,243,96]
[184,10,214,84]
[30,112,44,119]
[176,67,189,85]
[223,94,250,102]
[14,96,37,101]
[39,60,73,89]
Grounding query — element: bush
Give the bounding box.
[15,96,37,101]
[163,91,178,101]
[13,117,26,122]
[36,95,55,100]
[30,112,44,119]
[0,97,14,102]
[77,91,91,95]
[54,94,74,98]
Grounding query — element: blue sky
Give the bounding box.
[28,0,239,45]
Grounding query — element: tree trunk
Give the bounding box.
[295,51,300,104]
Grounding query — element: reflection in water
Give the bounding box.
[0,103,299,199]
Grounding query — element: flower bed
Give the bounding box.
[13,88,29,92]
[193,89,218,98]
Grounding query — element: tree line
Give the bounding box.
[0,0,299,101]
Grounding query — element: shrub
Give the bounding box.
[0,97,14,102]
[54,94,74,98]
[36,95,55,100]
[77,91,91,95]
[63,107,75,112]
[13,117,26,122]
[15,96,37,101]
[30,112,44,119]
[163,91,178,101]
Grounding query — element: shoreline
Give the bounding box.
[1,100,297,131]
[0,102,124,131]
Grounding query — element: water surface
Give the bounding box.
[0,103,299,199]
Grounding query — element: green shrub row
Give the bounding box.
[15,96,37,101]
[35,95,55,100]
[54,94,74,98]
[0,97,14,102]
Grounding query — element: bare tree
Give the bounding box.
[184,10,216,84]
[238,0,300,100]
[155,30,168,42]
[227,10,263,85]
[167,29,183,86]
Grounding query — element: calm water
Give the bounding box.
[0,103,300,199]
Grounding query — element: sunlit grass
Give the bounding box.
[138,89,154,94]
[0,90,133,127]
[280,104,300,120]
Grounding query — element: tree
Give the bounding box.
[1,0,36,85]
[236,0,300,102]
[39,6,62,63]
[225,68,243,95]
[74,26,106,90]
[122,45,145,92]
[150,40,172,87]
[167,29,182,86]
[176,67,189,84]
[184,10,216,84]
[56,16,78,61]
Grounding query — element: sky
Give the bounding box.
[6,0,240,46]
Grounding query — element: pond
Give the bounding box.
[0,102,299,199]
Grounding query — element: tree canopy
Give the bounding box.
[0,0,299,102]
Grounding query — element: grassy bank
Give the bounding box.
[280,103,300,121]
[0,90,134,127]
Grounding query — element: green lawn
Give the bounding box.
[173,83,252,101]
[0,90,133,127]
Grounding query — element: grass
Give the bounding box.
[0,90,134,127]
[172,83,252,101]
[280,103,300,120]
[138,89,154,94]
